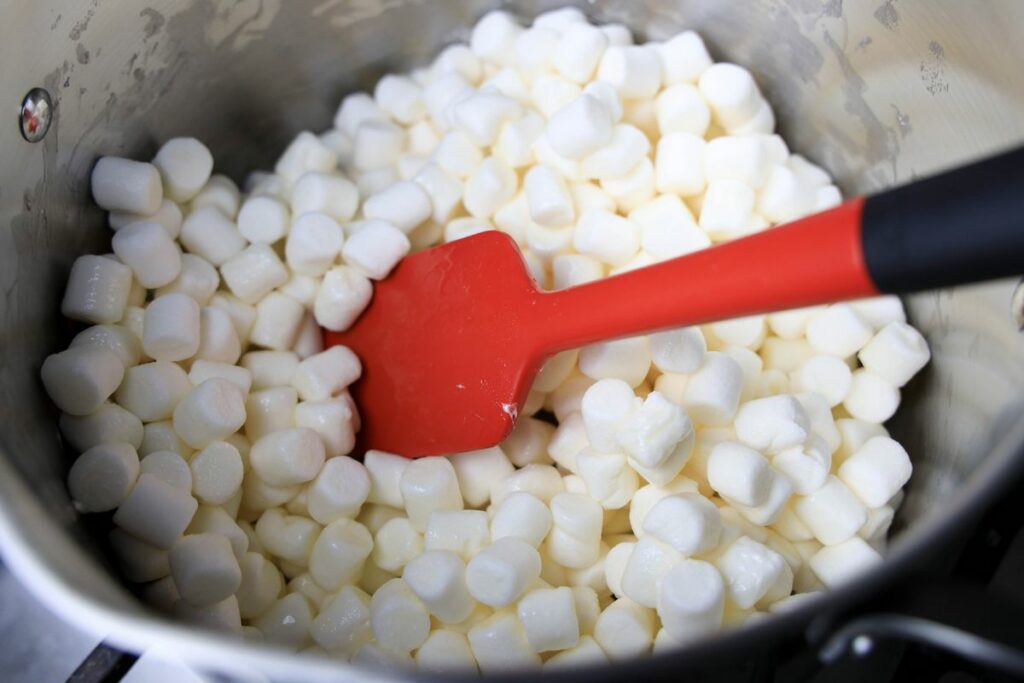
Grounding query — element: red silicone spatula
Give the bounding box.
[325,146,1024,458]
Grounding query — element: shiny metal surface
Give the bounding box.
[18,87,53,143]
[1,0,1023,680]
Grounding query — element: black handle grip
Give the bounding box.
[862,145,1024,294]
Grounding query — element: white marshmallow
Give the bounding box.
[532,6,587,32]
[657,559,724,642]
[59,403,143,453]
[416,630,478,673]
[649,327,706,374]
[400,457,464,531]
[552,23,609,84]
[656,84,710,136]
[705,135,773,189]
[707,441,774,506]
[351,120,403,172]
[274,131,338,184]
[518,586,580,652]
[600,157,656,212]
[621,536,683,607]
[468,610,541,672]
[643,492,721,555]
[448,446,515,509]
[113,473,198,548]
[67,442,139,512]
[593,598,656,660]
[244,386,297,441]
[816,185,842,211]
[482,67,530,104]
[699,179,756,240]
[334,92,389,137]
[698,63,764,130]
[365,450,409,508]
[502,417,555,467]
[547,412,588,472]
[576,449,639,510]
[70,324,143,369]
[310,518,374,591]
[172,378,246,449]
[616,391,693,468]
[240,350,298,390]
[600,23,633,46]
[547,492,603,569]
[794,475,868,545]
[597,46,662,99]
[838,436,912,508]
[757,165,815,223]
[143,293,200,362]
[805,304,874,358]
[356,168,399,197]
[452,91,523,147]
[310,585,372,654]
[313,266,372,333]
[373,517,423,573]
[111,221,182,289]
[190,174,241,219]
[859,504,895,544]
[179,206,248,267]
[734,395,809,453]
[362,180,432,234]
[794,355,852,407]
[109,199,183,239]
[187,360,251,395]
[730,469,793,526]
[61,255,133,324]
[341,219,410,280]
[547,94,615,160]
[41,346,124,417]
[772,436,831,495]
[434,131,484,179]
[809,536,881,587]
[250,427,325,486]
[655,132,706,197]
[425,509,490,560]
[657,31,713,85]
[579,337,649,388]
[444,217,493,242]
[843,370,901,424]
[250,592,313,649]
[573,209,641,267]
[91,157,163,214]
[253,508,319,563]
[282,212,344,277]
[412,163,464,226]
[513,27,559,79]
[470,10,523,65]
[683,352,744,426]
[290,172,358,222]
[714,536,787,609]
[158,254,220,305]
[492,111,544,170]
[850,296,906,330]
[581,124,650,181]
[374,74,426,124]
[581,81,623,124]
[432,43,483,84]
[109,528,169,582]
[491,492,553,548]
[464,157,518,218]
[173,595,242,635]
[186,506,246,558]
[305,456,369,525]
[236,196,290,244]
[190,441,243,504]
[523,165,574,228]
[580,378,640,453]
[858,322,930,388]
[290,345,361,402]
[114,361,190,423]
[466,538,541,607]
[169,533,241,607]
[403,550,476,624]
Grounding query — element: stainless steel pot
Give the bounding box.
[2,1,1024,680]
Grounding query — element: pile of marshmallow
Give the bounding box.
[39,5,932,673]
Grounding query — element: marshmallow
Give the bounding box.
[518,586,580,652]
[794,475,868,545]
[235,196,288,244]
[70,324,143,369]
[835,418,890,465]
[91,156,163,214]
[734,395,809,453]
[334,92,389,137]
[67,442,140,512]
[169,533,241,607]
[425,510,490,560]
[240,351,298,390]
[698,63,764,130]
[59,402,143,453]
[253,508,319,564]
[857,322,930,388]
[772,436,831,495]
[464,157,518,218]
[490,492,553,548]
[551,23,609,84]
[190,441,243,504]
[362,180,432,234]
[244,386,297,441]
[341,219,410,280]
[838,436,912,508]
[351,120,404,172]
[707,441,774,506]
[621,536,683,607]
[143,293,200,362]
[365,450,409,508]
[110,199,183,239]
[309,587,373,655]
[448,446,515,508]
[61,255,133,324]
[576,449,639,510]
[413,163,464,225]
[451,91,523,149]
[730,469,793,525]
[573,209,642,268]
[850,295,907,331]
[683,352,744,426]
[523,165,575,228]
[252,593,314,650]
[219,245,287,306]
[705,135,774,189]
[466,538,541,607]
[469,10,523,65]
[713,536,787,609]
[416,630,478,673]
[809,536,881,587]
[188,360,251,394]
[805,304,873,358]
[603,541,634,597]
[593,598,656,660]
[843,370,901,424]
[113,473,198,548]
[643,492,721,555]
[550,374,597,423]
[374,74,426,124]
[240,476,301,519]
[794,355,852,407]
[467,610,541,672]
[41,346,124,417]
[655,132,706,197]
[305,456,368,525]
[373,517,423,573]
[403,550,476,624]
[597,46,662,99]
[445,217,493,242]
[656,84,710,136]
[649,327,706,374]
[291,346,361,402]
[400,457,464,531]
[482,67,530,104]
[657,32,713,85]
[435,131,484,178]
[547,492,603,569]
[600,157,656,212]
[111,221,182,289]
[290,172,358,222]
[581,124,650,182]
[616,391,693,468]
[157,254,220,305]
[314,266,372,333]
[109,527,169,582]
[580,379,640,453]
[546,95,615,160]
[172,378,246,449]
[115,361,190,423]
[491,464,565,506]
[179,206,248,267]
[513,27,559,79]
[250,427,325,486]
[699,179,756,240]
[502,417,555,467]
[186,505,246,558]
[580,81,624,125]
[274,130,338,184]
[190,174,241,219]
[657,559,724,642]
[310,518,373,590]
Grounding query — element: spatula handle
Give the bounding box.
[537,145,1024,352]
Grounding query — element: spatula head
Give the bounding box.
[324,231,547,457]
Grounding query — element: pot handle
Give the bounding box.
[817,577,1024,676]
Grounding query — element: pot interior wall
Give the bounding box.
[2,0,1024,649]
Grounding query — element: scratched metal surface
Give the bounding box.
[1,1,1023,680]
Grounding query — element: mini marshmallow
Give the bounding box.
[291,346,361,402]
[858,322,930,388]
[658,31,713,85]
[41,346,124,417]
[523,166,575,228]
[698,63,764,130]
[805,304,874,358]
[239,351,298,390]
[859,504,895,544]
[734,395,809,454]
[850,295,907,331]
[466,538,541,607]
[483,67,530,104]
[186,506,247,558]
[70,324,143,369]
[593,598,656,660]
[341,219,410,280]
[655,132,706,197]
[362,181,432,234]
[552,23,609,84]
[435,131,484,179]
[191,174,241,218]
[400,457,464,531]
[657,559,724,642]
[172,378,246,449]
[699,179,756,240]
[452,91,523,150]
[517,586,580,653]
[547,94,615,160]
[643,492,721,555]
[219,245,288,307]
[464,156,518,218]
[448,446,515,509]
[513,26,559,79]
[61,255,133,325]
[314,266,372,333]
[838,436,912,508]
[794,355,852,407]
[580,379,641,453]
[109,198,183,239]
[730,470,793,526]
[115,361,190,423]
[253,508,319,563]
[705,135,774,189]
[193,307,241,366]
[188,360,251,394]
[413,163,464,226]
[616,391,693,468]
[109,527,169,582]
[772,436,831,495]
[59,402,143,453]
[547,492,603,569]
[91,157,163,214]
[310,518,374,590]
[416,630,478,673]
[305,455,368,525]
[310,586,372,654]
[373,518,424,572]
[143,293,200,362]
[284,212,344,277]
[189,441,243,505]
[573,209,641,269]
[334,92,389,137]
[604,542,634,597]
[597,45,662,99]
[179,206,248,267]
[253,593,314,649]
[245,386,297,441]
[240,476,301,518]
[576,449,639,509]
[469,10,522,65]
[843,370,901,424]
[794,475,868,545]
[113,473,198,548]
[290,172,358,222]
[250,428,325,486]
[502,417,555,467]
[174,595,242,634]
[707,441,774,506]
[158,253,220,305]
[656,84,710,136]
[274,130,338,184]
[468,610,541,672]
[713,536,787,609]
[425,510,490,560]
[809,536,881,587]
[581,124,650,182]
[600,157,656,212]
[683,352,744,426]
[111,221,182,289]
[169,533,241,607]
[364,450,409,508]
[67,442,139,512]
[491,492,553,548]
[649,327,706,375]
[621,536,683,607]
[374,74,426,124]
[352,120,404,172]
[403,550,476,624]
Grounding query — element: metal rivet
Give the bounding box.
[851,634,874,656]
[19,87,53,143]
